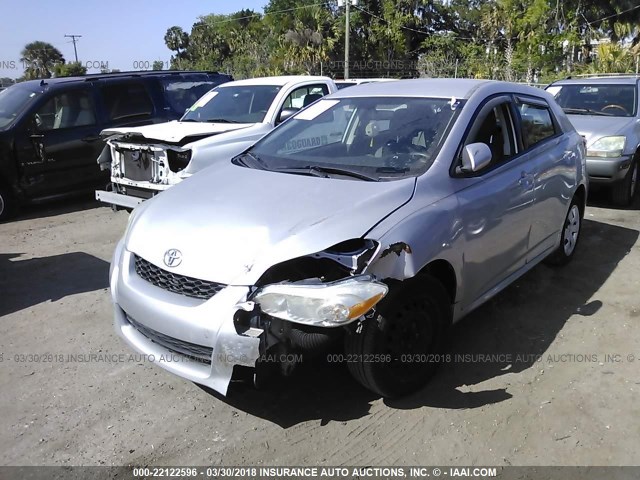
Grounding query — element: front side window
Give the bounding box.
[182,85,282,124]
[34,90,96,131]
[548,84,637,117]
[243,96,462,181]
[465,102,516,169]
[161,79,222,115]
[517,102,556,149]
[282,84,329,110]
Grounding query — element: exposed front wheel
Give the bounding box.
[545,197,582,266]
[612,158,638,206]
[345,276,450,398]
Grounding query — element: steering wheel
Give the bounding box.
[601,104,628,115]
[383,139,429,170]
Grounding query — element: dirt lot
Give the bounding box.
[1,192,639,467]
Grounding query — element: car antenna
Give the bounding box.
[40,79,47,86]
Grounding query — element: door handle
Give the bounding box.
[30,134,44,139]
[518,172,534,188]
[81,135,100,142]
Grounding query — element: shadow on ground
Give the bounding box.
[199,218,638,427]
[0,252,110,317]
[11,193,106,222]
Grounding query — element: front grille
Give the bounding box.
[134,255,226,300]
[122,150,153,181]
[126,315,212,363]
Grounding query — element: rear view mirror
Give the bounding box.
[460,142,492,173]
[277,107,298,124]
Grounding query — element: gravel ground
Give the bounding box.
[1,192,639,467]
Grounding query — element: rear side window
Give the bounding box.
[100,82,153,121]
[518,102,556,149]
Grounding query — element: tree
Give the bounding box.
[152,61,164,70]
[53,61,87,77]
[20,41,65,79]
[164,26,190,69]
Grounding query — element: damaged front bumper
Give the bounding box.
[96,140,191,209]
[110,240,261,395]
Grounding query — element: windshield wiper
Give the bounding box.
[203,118,243,123]
[275,165,378,181]
[233,151,268,169]
[179,118,200,122]
[562,107,612,116]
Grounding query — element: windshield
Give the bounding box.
[243,96,462,181]
[0,85,40,129]
[181,85,282,123]
[161,79,223,115]
[548,84,637,117]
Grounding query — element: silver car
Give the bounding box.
[546,76,639,205]
[109,79,587,398]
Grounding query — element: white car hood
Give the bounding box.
[125,161,416,286]
[103,120,254,144]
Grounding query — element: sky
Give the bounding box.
[0,0,267,78]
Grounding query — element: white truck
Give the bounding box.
[96,75,338,209]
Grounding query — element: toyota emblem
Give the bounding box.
[163,249,182,268]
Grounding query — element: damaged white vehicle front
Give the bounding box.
[96,76,337,209]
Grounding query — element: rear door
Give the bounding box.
[512,95,574,261]
[14,85,105,197]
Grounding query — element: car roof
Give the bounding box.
[329,78,545,100]
[17,70,228,88]
[552,76,640,86]
[221,75,334,87]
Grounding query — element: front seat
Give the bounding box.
[303,93,323,107]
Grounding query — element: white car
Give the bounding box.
[96,76,338,209]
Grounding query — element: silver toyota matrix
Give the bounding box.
[109,79,587,398]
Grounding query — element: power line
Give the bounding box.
[586,4,640,26]
[190,2,326,30]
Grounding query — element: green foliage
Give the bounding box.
[160,0,640,80]
[20,41,65,79]
[152,61,164,71]
[53,61,87,77]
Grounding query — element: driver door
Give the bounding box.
[455,96,537,309]
[15,87,103,197]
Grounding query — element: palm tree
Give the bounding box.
[164,26,190,69]
[20,41,65,79]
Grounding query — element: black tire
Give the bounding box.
[345,276,451,398]
[0,183,16,222]
[612,158,638,206]
[545,196,583,266]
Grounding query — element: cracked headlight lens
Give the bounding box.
[253,275,388,327]
[587,136,626,158]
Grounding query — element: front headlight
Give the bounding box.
[253,275,389,327]
[587,136,626,158]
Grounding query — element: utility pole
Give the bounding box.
[64,35,82,63]
[338,0,357,79]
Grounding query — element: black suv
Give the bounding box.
[0,70,232,220]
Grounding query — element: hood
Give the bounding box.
[126,161,416,286]
[566,115,634,147]
[102,120,254,145]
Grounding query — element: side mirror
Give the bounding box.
[277,107,298,124]
[460,142,492,173]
